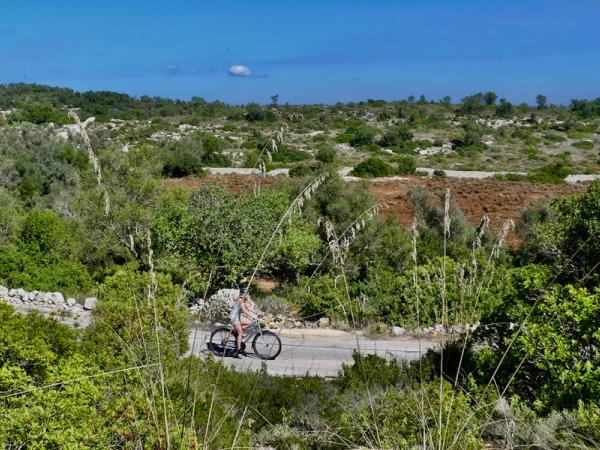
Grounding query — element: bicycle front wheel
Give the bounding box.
[209,326,237,355]
[252,330,282,360]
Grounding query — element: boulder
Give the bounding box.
[83,297,97,310]
[66,298,77,307]
[52,292,65,304]
[318,317,330,327]
[204,289,257,322]
[390,326,406,337]
[0,285,9,297]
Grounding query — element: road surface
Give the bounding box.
[187,327,439,377]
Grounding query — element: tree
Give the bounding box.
[270,94,279,106]
[536,94,547,109]
[460,93,485,114]
[440,96,452,106]
[483,91,498,106]
[495,98,514,117]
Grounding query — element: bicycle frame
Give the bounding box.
[231,320,263,343]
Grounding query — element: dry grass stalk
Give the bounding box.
[68,110,111,215]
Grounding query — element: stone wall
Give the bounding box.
[0,285,95,328]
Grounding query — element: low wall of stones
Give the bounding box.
[0,285,95,328]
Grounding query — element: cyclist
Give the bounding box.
[229,288,258,355]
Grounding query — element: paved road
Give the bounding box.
[187,327,439,377]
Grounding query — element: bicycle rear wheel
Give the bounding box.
[208,327,237,355]
[252,330,282,360]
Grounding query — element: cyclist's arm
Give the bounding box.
[240,301,259,318]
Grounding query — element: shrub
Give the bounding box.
[572,140,594,150]
[8,101,69,125]
[380,123,414,147]
[271,146,311,163]
[346,124,377,147]
[161,132,231,177]
[433,168,446,178]
[351,157,394,178]
[83,270,189,365]
[245,103,276,122]
[395,155,416,175]
[316,145,336,164]
[544,133,566,143]
[528,161,570,183]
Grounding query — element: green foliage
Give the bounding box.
[395,155,417,175]
[495,98,514,117]
[475,266,600,410]
[0,125,85,207]
[0,209,93,295]
[351,157,394,178]
[8,101,69,125]
[271,220,320,279]
[245,103,277,122]
[528,160,570,183]
[572,140,594,150]
[270,146,311,162]
[84,270,188,365]
[315,144,336,163]
[161,132,231,177]
[153,184,291,285]
[346,123,377,147]
[526,181,600,285]
[544,132,566,143]
[380,123,414,147]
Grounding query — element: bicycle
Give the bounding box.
[208,318,282,360]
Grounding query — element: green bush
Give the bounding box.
[245,103,276,122]
[84,270,189,365]
[572,140,594,150]
[395,155,416,175]
[161,132,231,177]
[271,146,311,162]
[8,101,69,125]
[0,210,93,295]
[351,157,394,178]
[316,145,336,163]
[544,133,566,143]
[528,161,570,183]
[380,123,414,147]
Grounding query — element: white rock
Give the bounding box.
[83,297,97,310]
[36,292,50,303]
[318,317,330,327]
[52,292,65,304]
[390,326,406,336]
[67,298,77,307]
[0,285,8,297]
[9,288,27,300]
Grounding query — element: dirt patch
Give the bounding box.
[368,177,588,231]
[163,174,285,195]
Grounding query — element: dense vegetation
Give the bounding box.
[0,84,599,448]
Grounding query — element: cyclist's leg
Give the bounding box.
[240,316,252,331]
[234,323,243,350]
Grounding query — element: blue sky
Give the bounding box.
[1,0,599,104]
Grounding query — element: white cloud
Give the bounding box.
[228,64,251,76]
